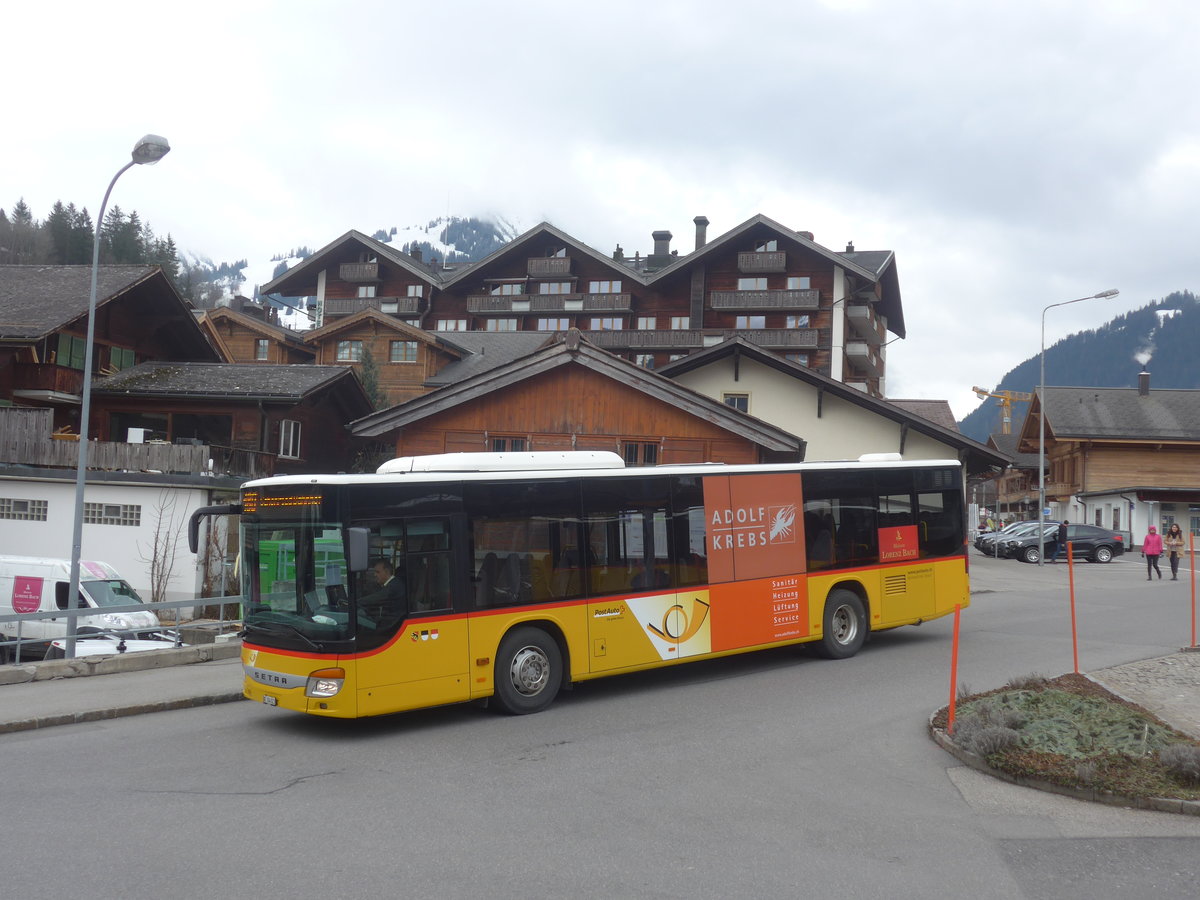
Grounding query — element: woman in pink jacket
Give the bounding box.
[1142,525,1163,580]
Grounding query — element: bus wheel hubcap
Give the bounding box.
[510,646,549,695]
[833,606,857,644]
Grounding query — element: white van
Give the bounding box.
[0,556,167,659]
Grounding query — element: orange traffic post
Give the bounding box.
[947,603,962,734]
[1191,533,1197,650]
[1067,541,1079,674]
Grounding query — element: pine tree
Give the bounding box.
[46,201,72,263]
[8,198,37,263]
[67,206,94,264]
[358,347,385,410]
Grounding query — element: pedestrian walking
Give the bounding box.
[1164,523,1185,580]
[1142,525,1163,581]
[1051,520,1068,562]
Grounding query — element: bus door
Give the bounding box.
[353,515,471,714]
[584,476,713,671]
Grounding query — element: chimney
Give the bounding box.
[693,216,709,250]
[1138,370,1151,396]
[652,230,673,256]
[845,241,855,253]
[410,247,423,263]
[797,230,814,241]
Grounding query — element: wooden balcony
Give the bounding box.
[588,328,820,350]
[323,296,421,316]
[527,257,572,277]
[737,251,787,273]
[1044,482,1075,501]
[338,262,381,283]
[466,293,632,314]
[11,363,85,399]
[710,289,819,311]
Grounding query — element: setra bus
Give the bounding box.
[189,451,969,718]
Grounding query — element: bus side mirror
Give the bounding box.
[347,527,370,572]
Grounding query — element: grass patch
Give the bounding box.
[935,673,1200,802]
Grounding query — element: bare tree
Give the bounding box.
[137,491,183,607]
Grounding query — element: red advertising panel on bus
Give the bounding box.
[702,473,809,651]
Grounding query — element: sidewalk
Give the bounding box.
[0,646,244,734]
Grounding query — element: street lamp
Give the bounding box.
[1037,288,1119,567]
[65,135,171,657]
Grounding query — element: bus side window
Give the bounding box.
[406,518,452,612]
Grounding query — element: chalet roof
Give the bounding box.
[259,230,443,297]
[302,307,469,357]
[889,399,959,431]
[656,336,1006,473]
[0,265,178,340]
[198,305,313,349]
[422,332,557,386]
[93,361,367,404]
[351,330,805,454]
[439,221,641,290]
[987,432,1039,467]
[1041,386,1200,441]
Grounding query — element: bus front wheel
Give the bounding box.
[815,590,866,660]
[493,626,562,715]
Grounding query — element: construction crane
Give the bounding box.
[972,387,1034,435]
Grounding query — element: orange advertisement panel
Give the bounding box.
[879,524,919,562]
[703,473,806,583]
[708,575,809,652]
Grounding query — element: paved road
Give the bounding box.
[3,552,1199,899]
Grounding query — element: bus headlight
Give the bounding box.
[305,668,345,698]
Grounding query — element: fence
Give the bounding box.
[0,597,242,665]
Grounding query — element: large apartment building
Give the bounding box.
[261,213,904,398]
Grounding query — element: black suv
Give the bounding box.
[1002,523,1126,564]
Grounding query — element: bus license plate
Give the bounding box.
[263,695,278,706]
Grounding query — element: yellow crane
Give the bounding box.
[972,387,1034,435]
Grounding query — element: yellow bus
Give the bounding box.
[190,451,969,718]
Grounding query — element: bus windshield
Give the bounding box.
[241,519,356,651]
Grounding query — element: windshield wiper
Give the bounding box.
[244,620,324,652]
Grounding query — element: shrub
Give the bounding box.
[1160,744,1200,784]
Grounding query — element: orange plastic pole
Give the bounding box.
[1067,541,1079,674]
[947,604,962,734]
[1191,532,1196,649]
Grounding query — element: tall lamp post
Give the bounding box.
[1037,288,1119,567]
[65,135,171,658]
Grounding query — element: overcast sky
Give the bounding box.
[7,0,1197,420]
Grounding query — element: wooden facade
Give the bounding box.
[303,309,465,406]
[198,307,315,364]
[262,217,902,400]
[391,366,760,463]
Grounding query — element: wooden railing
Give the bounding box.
[709,289,818,310]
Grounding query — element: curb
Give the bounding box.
[928,709,1200,817]
[0,641,241,685]
[0,691,245,735]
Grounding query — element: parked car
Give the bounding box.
[1003,523,1126,564]
[975,521,1042,555]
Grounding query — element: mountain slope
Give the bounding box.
[959,291,1200,442]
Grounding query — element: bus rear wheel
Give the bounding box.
[493,626,562,715]
[815,590,866,660]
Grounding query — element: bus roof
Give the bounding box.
[241,453,962,490]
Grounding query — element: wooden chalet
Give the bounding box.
[0,265,217,434]
[90,362,372,477]
[350,329,805,464]
[262,214,904,398]
[1012,373,1200,538]
[656,337,1007,475]
[197,304,315,364]
[301,308,549,407]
